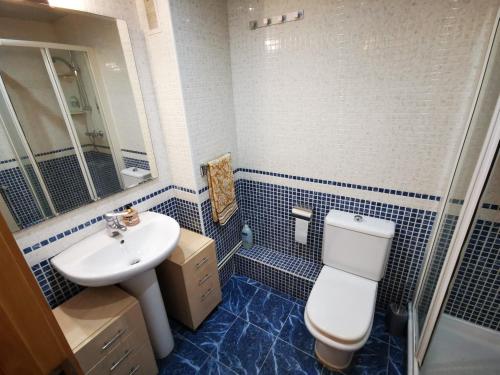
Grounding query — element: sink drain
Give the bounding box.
[129,258,141,265]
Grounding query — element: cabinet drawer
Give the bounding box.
[86,327,150,375]
[188,279,222,328]
[75,304,143,373]
[185,263,218,296]
[185,243,216,279]
[118,343,157,375]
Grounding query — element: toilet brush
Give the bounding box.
[385,263,414,336]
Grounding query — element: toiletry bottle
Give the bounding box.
[123,205,140,226]
[241,222,253,249]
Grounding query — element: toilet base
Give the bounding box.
[314,340,354,370]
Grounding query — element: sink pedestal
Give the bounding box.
[120,269,173,358]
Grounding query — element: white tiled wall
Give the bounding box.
[169,0,239,191]
[136,0,198,193]
[227,0,498,199]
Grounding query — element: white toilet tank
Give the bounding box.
[323,210,396,281]
[120,167,151,188]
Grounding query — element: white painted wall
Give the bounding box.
[227,0,499,198]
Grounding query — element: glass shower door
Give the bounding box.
[50,48,122,198]
[0,45,94,215]
[0,82,53,228]
[420,150,500,375]
[413,20,500,366]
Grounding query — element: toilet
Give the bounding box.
[304,210,395,369]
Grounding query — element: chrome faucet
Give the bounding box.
[104,211,128,237]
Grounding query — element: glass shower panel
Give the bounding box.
[50,48,122,199]
[420,151,500,375]
[0,92,53,228]
[0,46,93,214]
[415,24,500,335]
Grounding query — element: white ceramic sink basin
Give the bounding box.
[51,211,180,358]
[52,211,180,287]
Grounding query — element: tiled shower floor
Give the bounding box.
[159,275,406,375]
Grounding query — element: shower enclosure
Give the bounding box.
[410,16,500,375]
[0,39,124,229]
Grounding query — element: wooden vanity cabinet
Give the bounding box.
[157,229,222,330]
[53,286,157,375]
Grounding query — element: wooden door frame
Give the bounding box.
[0,212,82,375]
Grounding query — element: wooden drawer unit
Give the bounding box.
[53,286,157,375]
[157,229,221,330]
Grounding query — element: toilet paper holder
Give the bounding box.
[291,207,313,221]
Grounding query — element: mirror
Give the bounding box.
[0,2,158,231]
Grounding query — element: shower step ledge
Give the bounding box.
[236,245,322,282]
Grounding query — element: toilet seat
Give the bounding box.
[305,266,377,348]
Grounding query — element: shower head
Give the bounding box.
[52,56,79,74]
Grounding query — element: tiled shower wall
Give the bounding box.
[418,205,500,332]
[0,148,148,229]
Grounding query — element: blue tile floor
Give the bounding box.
[159,275,406,375]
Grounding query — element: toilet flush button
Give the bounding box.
[354,215,363,222]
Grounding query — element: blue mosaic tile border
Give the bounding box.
[235,167,441,201]
[175,198,202,233]
[201,197,242,262]
[445,218,500,331]
[121,148,147,155]
[237,179,437,308]
[0,157,17,165]
[32,195,202,309]
[31,259,83,308]
[123,156,150,171]
[234,252,315,301]
[218,256,235,287]
[21,184,181,254]
[238,245,322,281]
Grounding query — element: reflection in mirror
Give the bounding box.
[0,2,157,231]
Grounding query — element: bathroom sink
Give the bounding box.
[51,211,180,359]
[52,211,180,287]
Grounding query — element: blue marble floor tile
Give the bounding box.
[389,335,406,353]
[234,275,270,291]
[343,337,389,375]
[213,317,275,375]
[158,335,208,375]
[177,306,238,354]
[241,288,294,335]
[260,338,325,375]
[279,303,315,355]
[199,357,238,374]
[371,311,390,344]
[169,318,183,333]
[388,344,405,375]
[221,276,258,315]
[160,276,404,375]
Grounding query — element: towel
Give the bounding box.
[207,153,238,225]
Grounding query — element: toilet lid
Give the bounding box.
[306,267,377,344]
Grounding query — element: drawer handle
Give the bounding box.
[110,349,132,372]
[129,364,141,375]
[201,288,214,302]
[101,329,126,351]
[198,273,212,286]
[195,256,209,269]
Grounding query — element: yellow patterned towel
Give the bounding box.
[207,153,238,225]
